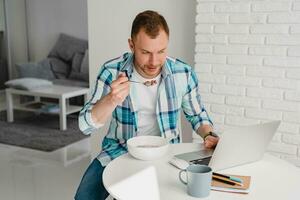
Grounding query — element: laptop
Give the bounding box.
[175,121,281,171]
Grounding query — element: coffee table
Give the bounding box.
[6,85,89,130]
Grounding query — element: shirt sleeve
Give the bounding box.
[181,70,213,133]
[78,66,112,135]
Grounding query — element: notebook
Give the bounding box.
[211,174,251,194]
[174,121,281,171]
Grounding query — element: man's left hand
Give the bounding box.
[204,135,219,149]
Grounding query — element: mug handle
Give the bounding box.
[179,169,187,185]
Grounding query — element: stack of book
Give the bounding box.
[41,104,60,113]
[25,102,60,113]
[25,102,46,109]
[211,172,251,194]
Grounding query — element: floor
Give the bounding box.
[0,139,92,200]
[0,89,107,200]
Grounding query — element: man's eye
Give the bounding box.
[158,50,165,54]
[142,51,149,54]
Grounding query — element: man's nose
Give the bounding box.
[149,54,159,66]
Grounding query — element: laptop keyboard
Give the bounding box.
[174,149,214,166]
[189,156,212,165]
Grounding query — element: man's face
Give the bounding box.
[128,29,169,79]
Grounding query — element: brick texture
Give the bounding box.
[195,0,300,166]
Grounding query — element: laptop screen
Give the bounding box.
[174,121,280,171]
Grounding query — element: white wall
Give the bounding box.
[88,0,196,157]
[4,0,88,78]
[26,0,88,62]
[195,0,300,167]
[0,0,5,31]
[5,0,28,78]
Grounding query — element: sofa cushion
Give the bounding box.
[80,49,89,76]
[47,57,70,79]
[16,59,56,80]
[69,50,89,82]
[72,52,84,73]
[53,79,89,88]
[69,52,84,80]
[48,33,88,62]
[5,78,53,90]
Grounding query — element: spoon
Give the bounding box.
[100,78,157,88]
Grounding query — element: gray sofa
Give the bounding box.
[16,33,89,88]
[15,33,89,105]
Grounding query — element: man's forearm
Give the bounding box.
[91,73,130,126]
[196,124,213,139]
[91,94,118,125]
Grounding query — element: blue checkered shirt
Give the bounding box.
[79,52,212,166]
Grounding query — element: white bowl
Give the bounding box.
[127,136,170,161]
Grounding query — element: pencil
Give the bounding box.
[213,172,229,178]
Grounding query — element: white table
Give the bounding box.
[6,85,89,130]
[103,143,300,200]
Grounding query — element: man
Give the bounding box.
[75,10,219,200]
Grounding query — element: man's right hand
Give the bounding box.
[108,73,130,106]
[91,73,130,125]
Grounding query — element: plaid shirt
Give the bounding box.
[79,52,212,166]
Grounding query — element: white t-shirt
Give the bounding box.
[131,68,161,136]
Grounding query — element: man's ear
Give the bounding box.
[128,38,134,52]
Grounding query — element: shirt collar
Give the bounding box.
[120,52,172,79]
[120,53,134,78]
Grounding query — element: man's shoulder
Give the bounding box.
[97,53,131,81]
[166,56,192,74]
[103,52,131,70]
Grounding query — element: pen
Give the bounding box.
[212,176,235,186]
[212,175,243,186]
[212,172,243,183]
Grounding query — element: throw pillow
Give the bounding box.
[48,33,88,62]
[16,59,56,80]
[5,78,53,91]
[47,57,71,79]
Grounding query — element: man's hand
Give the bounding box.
[108,73,130,106]
[204,135,219,149]
[91,73,130,125]
[197,125,219,149]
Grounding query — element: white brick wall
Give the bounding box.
[195,0,300,167]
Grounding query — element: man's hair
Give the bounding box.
[131,10,169,39]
